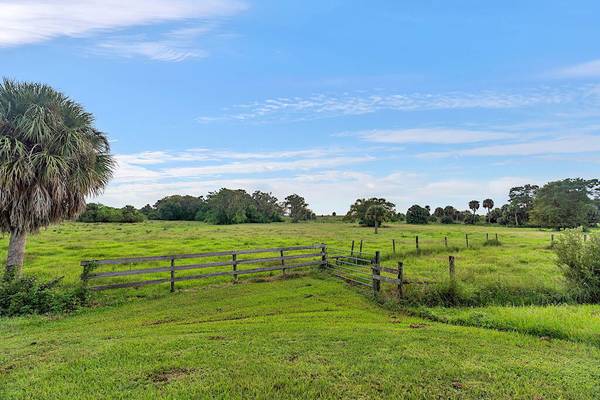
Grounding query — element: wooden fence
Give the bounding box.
[327,249,457,298]
[81,244,327,291]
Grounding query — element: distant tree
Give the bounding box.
[440,215,454,224]
[120,205,145,223]
[433,207,445,219]
[468,200,480,215]
[443,206,457,220]
[78,204,144,223]
[396,213,406,222]
[0,80,115,278]
[140,204,154,216]
[332,212,337,217]
[365,205,387,234]
[530,179,599,229]
[482,198,494,222]
[463,213,480,225]
[488,207,503,224]
[284,194,314,222]
[204,189,253,225]
[154,195,205,221]
[508,184,539,226]
[251,191,284,223]
[345,198,396,227]
[406,205,430,224]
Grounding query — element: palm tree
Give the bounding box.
[0,79,114,278]
[365,204,387,234]
[468,200,480,215]
[482,198,494,222]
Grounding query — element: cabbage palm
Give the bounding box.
[0,79,114,278]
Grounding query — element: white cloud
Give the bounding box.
[358,128,515,144]
[553,59,600,78]
[419,135,600,158]
[197,87,578,123]
[0,0,246,47]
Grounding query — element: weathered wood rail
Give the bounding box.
[81,244,327,291]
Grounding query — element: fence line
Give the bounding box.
[82,244,327,292]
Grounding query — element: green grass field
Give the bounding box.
[1,221,599,399]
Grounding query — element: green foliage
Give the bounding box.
[554,229,600,302]
[507,184,539,226]
[468,200,480,214]
[483,239,502,247]
[0,275,88,316]
[531,178,599,229]
[204,188,254,224]
[463,213,480,225]
[153,195,205,221]
[406,204,430,224]
[78,203,145,223]
[365,204,388,233]
[284,194,315,222]
[440,215,454,224]
[345,198,396,226]
[0,79,115,234]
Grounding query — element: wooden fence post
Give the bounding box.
[415,235,419,254]
[486,233,489,241]
[351,240,355,256]
[170,257,175,293]
[359,240,364,255]
[551,234,554,246]
[392,239,396,255]
[372,251,381,295]
[495,233,498,241]
[280,250,285,275]
[232,253,238,283]
[465,234,469,248]
[397,261,404,298]
[584,234,588,242]
[444,236,448,248]
[449,256,456,283]
[321,244,328,269]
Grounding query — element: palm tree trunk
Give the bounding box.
[5,231,27,279]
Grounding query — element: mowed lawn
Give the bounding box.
[2,274,600,399]
[1,221,600,399]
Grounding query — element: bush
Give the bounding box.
[440,215,454,224]
[554,229,600,302]
[463,213,480,225]
[0,275,89,316]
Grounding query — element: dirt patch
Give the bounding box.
[409,323,428,329]
[148,367,194,384]
[207,335,226,341]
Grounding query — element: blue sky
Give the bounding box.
[2,0,600,214]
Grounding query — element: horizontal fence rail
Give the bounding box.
[81,244,327,292]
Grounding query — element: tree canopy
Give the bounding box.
[406,204,430,224]
[0,79,114,277]
[345,197,396,227]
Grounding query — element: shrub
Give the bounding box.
[554,229,600,302]
[0,275,89,316]
[463,213,480,225]
[483,239,502,247]
[440,215,454,224]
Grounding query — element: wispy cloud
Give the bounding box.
[0,0,246,48]
[112,147,373,183]
[356,128,515,144]
[552,59,600,78]
[418,134,600,158]
[197,87,581,123]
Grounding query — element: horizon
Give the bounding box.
[2,1,600,214]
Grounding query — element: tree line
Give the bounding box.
[342,178,599,231]
[79,189,316,224]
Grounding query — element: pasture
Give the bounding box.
[1,221,600,399]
